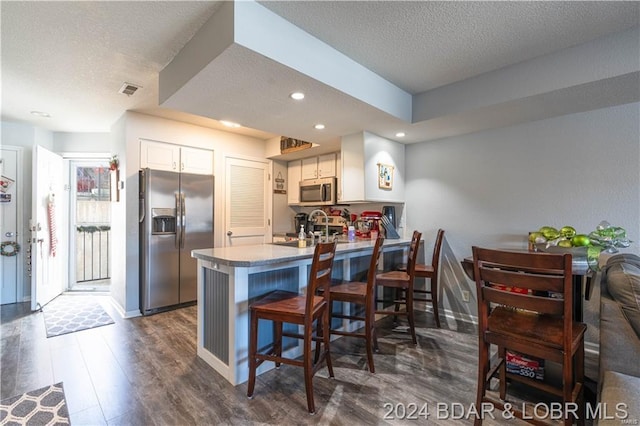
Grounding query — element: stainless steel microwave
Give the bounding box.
[299,177,337,206]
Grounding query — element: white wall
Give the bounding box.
[53,132,110,152]
[113,112,267,315]
[405,102,640,335]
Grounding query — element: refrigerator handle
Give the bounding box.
[139,198,145,223]
[180,193,186,249]
[175,192,181,249]
[139,170,146,223]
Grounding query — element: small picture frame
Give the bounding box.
[378,163,394,190]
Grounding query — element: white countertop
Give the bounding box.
[191,238,412,267]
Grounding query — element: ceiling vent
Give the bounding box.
[118,82,142,96]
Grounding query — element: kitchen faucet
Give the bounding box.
[308,209,329,243]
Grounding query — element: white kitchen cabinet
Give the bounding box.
[140,140,180,171]
[180,146,214,175]
[301,157,318,180]
[140,140,213,175]
[287,160,301,204]
[341,131,404,202]
[318,153,336,178]
[300,153,336,180]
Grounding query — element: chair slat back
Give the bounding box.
[406,230,422,277]
[472,246,573,328]
[307,241,337,312]
[431,229,445,272]
[365,236,385,304]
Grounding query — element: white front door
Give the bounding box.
[31,145,67,310]
[225,157,271,246]
[1,147,23,304]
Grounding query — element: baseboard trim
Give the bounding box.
[108,297,141,319]
[421,304,478,326]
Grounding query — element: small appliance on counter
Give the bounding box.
[382,206,396,229]
[294,213,309,234]
[357,211,382,239]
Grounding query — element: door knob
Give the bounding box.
[227,231,233,236]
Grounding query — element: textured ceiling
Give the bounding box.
[1,1,638,148]
[260,1,640,93]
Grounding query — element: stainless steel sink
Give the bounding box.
[271,240,302,248]
[271,239,350,248]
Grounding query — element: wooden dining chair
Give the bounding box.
[397,229,445,328]
[375,230,422,345]
[247,241,337,414]
[324,236,384,373]
[472,247,586,425]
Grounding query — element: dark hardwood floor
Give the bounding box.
[1,296,597,425]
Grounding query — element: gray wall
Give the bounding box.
[405,102,640,344]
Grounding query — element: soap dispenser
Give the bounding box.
[298,225,307,248]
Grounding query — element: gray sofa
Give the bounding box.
[597,253,640,425]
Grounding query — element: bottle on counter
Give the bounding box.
[348,225,356,242]
[298,225,307,248]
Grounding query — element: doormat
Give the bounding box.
[0,382,69,425]
[43,295,114,338]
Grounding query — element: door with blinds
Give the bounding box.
[225,157,271,246]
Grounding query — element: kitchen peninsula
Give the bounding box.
[191,238,413,385]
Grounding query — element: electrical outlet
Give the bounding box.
[462,290,470,303]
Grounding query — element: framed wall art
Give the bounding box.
[378,163,394,190]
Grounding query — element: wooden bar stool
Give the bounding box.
[247,241,337,414]
[397,229,445,328]
[325,236,384,373]
[472,247,586,425]
[375,230,422,345]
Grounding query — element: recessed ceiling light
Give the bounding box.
[395,132,406,138]
[30,111,51,118]
[314,124,325,130]
[290,92,305,100]
[220,120,241,128]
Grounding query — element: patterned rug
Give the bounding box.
[0,383,69,425]
[43,295,114,338]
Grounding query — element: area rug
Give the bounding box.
[0,382,69,425]
[43,295,114,338]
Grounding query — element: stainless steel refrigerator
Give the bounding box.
[139,168,214,315]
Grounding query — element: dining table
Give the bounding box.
[461,248,593,322]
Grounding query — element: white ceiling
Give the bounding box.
[2,1,639,151]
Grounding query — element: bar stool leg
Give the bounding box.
[323,309,334,378]
[247,311,258,399]
[303,326,315,414]
[274,321,282,368]
[431,278,441,328]
[406,289,417,345]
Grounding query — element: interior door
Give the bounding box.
[225,157,271,246]
[1,147,22,304]
[31,145,66,310]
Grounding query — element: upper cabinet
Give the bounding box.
[140,140,180,171]
[287,159,302,204]
[180,146,214,175]
[140,140,213,175]
[340,131,405,203]
[301,153,336,180]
